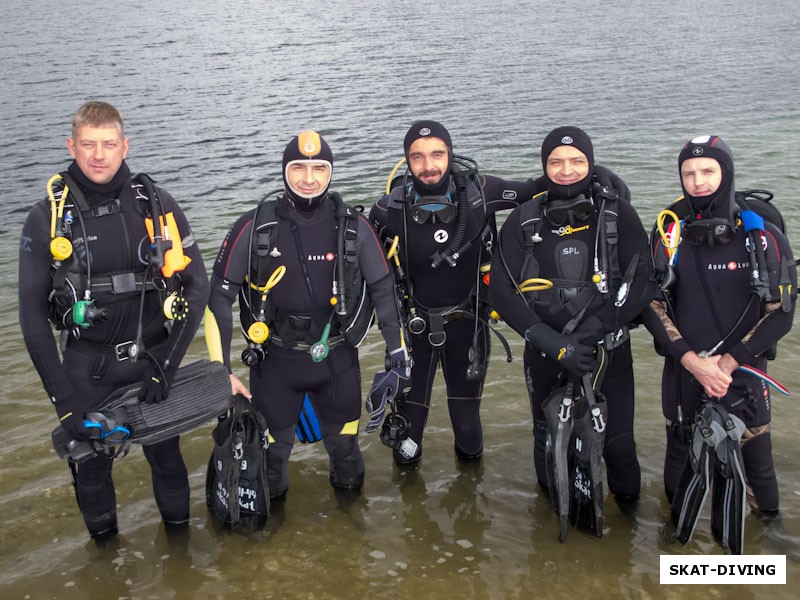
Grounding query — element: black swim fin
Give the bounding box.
[568,374,607,537]
[671,402,714,544]
[295,393,322,443]
[710,403,747,555]
[52,359,233,462]
[543,381,575,542]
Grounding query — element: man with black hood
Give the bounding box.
[206,130,409,500]
[642,135,796,518]
[369,120,537,466]
[489,126,655,515]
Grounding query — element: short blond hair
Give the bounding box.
[72,101,124,137]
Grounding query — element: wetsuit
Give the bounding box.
[19,161,209,536]
[642,146,796,512]
[370,170,537,462]
[206,192,404,496]
[490,165,655,501]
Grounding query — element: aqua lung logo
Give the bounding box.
[561,136,574,144]
[420,127,431,136]
[707,261,747,270]
[434,229,449,243]
[308,253,335,261]
[551,224,590,236]
[692,147,704,156]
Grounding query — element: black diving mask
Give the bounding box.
[410,196,457,225]
[544,194,594,227]
[683,218,735,247]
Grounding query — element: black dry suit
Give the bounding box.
[206,190,403,497]
[19,160,209,536]
[643,136,796,512]
[369,158,533,463]
[490,165,655,500]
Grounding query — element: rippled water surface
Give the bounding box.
[2,0,799,598]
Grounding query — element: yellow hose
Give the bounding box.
[385,158,407,195]
[519,278,554,293]
[657,209,682,260]
[386,235,400,261]
[47,174,69,239]
[248,265,287,293]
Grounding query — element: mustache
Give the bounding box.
[418,169,442,178]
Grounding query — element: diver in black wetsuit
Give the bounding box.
[642,135,796,517]
[205,131,409,499]
[18,101,209,540]
[490,126,655,507]
[369,120,539,465]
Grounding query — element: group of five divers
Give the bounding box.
[19,102,796,553]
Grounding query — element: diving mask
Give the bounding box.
[683,218,735,247]
[544,194,594,227]
[410,195,457,225]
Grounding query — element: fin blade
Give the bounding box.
[52,360,233,460]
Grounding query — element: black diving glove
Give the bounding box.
[524,322,597,377]
[723,379,758,424]
[55,395,92,442]
[138,363,172,404]
[365,348,412,433]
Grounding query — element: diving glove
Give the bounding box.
[524,322,596,377]
[365,348,412,433]
[138,363,173,405]
[55,395,92,441]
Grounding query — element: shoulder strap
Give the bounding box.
[593,181,622,283]
[518,193,546,280]
[252,199,280,284]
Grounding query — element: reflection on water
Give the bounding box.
[2,0,800,598]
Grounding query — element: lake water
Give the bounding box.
[1,0,799,598]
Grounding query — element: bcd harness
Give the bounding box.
[383,156,512,375]
[653,190,794,358]
[47,171,190,362]
[239,191,374,364]
[500,176,640,345]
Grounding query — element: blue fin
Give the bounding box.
[296,394,322,443]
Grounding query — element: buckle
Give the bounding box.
[602,326,630,350]
[288,315,312,332]
[428,330,446,347]
[110,272,137,294]
[114,340,138,361]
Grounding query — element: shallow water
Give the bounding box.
[1,0,799,598]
